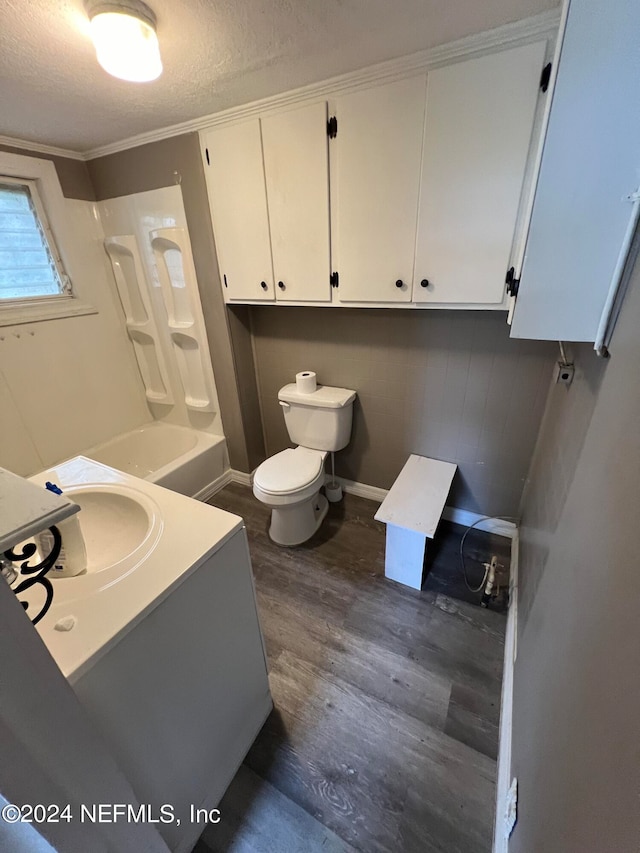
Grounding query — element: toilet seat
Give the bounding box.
[253,447,326,496]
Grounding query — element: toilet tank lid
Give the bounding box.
[278,384,356,409]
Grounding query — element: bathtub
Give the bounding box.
[84,422,228,499]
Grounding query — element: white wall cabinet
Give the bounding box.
[203,102,331,304]
[412,42,546,305]
[333,76,427,303]
[203,120,275,302]
[262,102,331,302]
[510,0,640,342]
[200,24,555,312]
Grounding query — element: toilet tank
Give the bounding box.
[278,384,357,452]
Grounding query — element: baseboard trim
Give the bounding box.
[332,476,517,538]
[493,529,519,853]
[332,475,388,503]
[193,468,253,502]
[441,506,517,539]
[230,469,253,487]
[204,470,517,540]
[192,468,234,502]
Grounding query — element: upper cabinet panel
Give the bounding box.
[261,102,331,302]
[413,42,546,305]
[203,120,274,301]
[333,76,427,303]
[510,0,640,341]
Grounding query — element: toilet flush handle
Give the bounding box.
[279,401,291,409]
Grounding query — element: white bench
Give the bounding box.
[374,454,457,590]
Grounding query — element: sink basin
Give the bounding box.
[63,486,155,574]
[10,479,162,617]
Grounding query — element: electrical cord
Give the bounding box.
[460,516,519,593]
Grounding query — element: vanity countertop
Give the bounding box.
[23,456,243,683]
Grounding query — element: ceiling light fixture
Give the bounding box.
[85,0,162,83]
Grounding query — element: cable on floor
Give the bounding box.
[460,516,519,593]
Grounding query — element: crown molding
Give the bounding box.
[0,135,86,161]
[85,8,560,160]
[1,8,560,164]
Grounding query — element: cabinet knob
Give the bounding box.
[260,281,268,290]
[278,281,286,290]
[420,279,430,288]
[395,279,404,289]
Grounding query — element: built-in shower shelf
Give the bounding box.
[183,396,212,410]
[104,236,173,406]
[151,227,218,414]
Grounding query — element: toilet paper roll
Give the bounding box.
[296,371,317,394]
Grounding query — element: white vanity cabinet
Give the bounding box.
[203,119,275,302]
[203,102,331,304]
[509,0,640,343]
[412,42,546,305]
[332,76,427,303]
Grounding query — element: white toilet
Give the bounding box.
[253,383,357,546]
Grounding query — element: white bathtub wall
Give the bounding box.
[0,198,151,477]
[98,186,224,436]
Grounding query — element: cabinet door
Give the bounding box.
[413,42,546,305]
[511,0,640,341]
[261,102,331,302]
[203,121,274,302]
[334,76,427,303]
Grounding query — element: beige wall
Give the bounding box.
[511,257,640,851]
[0,143,94,201]
[251,306,556,516]
[87,134,265,472]
[517,340,607,630]
[0,157,150,476]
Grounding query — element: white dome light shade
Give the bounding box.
[88,4,162,82]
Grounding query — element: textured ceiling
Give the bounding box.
[0,0,558,153]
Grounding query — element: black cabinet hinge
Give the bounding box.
[539,62,552,93]
[223,274,228,288]
[505,267,520,298]
[205,147,210,165]
[330,271,339,288]
[327,116,338,139]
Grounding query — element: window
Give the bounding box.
[0,151,96,326]
[0,178,70,302]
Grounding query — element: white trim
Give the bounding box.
[0,11,559,164]
[224,298,510,311]
[441,506,517,539]
[333,475,517,538]
[334,475,389,503]
[0,298,97,327]
[194,467,254,502]
[202,469,519,541]
[0,151,96,323]
[230,469,253,487]
[85,10,559,160]
[493,528,519,853]
[191,468,234,502]
[0,135,86,161]
[191,468,253,501]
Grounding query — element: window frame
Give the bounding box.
[0,152,96,327]
[0,175,71,302]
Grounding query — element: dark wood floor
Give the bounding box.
[194,484,507,853]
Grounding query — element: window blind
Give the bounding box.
[0,182,64,300]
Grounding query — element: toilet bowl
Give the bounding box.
[253,447,328,546]
[253,382,356,546]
